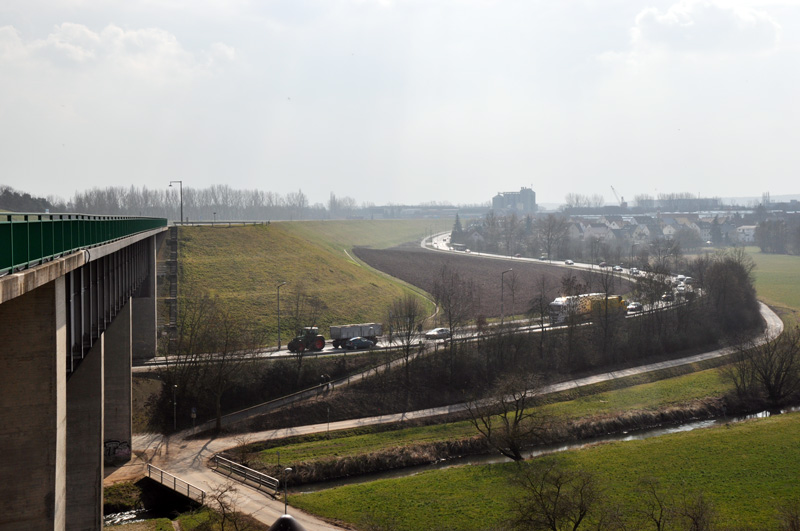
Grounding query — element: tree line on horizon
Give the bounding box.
[0,184,384,221]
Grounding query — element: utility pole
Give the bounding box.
[501,269,512,324]
[277,281,287,350]
[169,181,183,224]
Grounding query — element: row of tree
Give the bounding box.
[755,218,800,255]
[0,184,368,221]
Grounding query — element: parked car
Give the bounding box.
[539,255,547,261]
[630,267,639,276]
[599,261,608,267]
[565,259,574,265]
[684,276,695,285]
[425,327,451,340]
[613,265,623,272]
[676,283,686,292]
[627,302,643,314]
[661,292,675,302]
[345,337,375,350]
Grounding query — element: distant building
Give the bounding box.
[736,225,757,243]
[492,187,537,213]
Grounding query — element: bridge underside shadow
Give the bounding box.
[0,228,165,530]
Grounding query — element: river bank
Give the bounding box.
[227,393,789,488]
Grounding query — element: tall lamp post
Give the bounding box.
[283,467,293,514]
[172,384,178,431]
[277,281,287,351]
[501,268,513,325]
[169,180,183,225]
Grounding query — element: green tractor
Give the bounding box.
[287,327,326,353]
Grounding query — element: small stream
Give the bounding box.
[296,409,792,494]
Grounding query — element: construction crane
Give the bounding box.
[610,186,627,209]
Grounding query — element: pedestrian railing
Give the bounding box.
[146,464,206,504]
[210,454,280,496]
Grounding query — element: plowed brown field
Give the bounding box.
[353,245,614,319]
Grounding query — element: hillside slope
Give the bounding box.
[177,220,449,341]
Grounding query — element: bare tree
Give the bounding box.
[510,458,603,531]
[777,498,800,531]
[676,491,717,531]
[386,293,427,385]
[431,263,477,363]
[722,327,800,408]
[636,476,673,531]
[564,193,589,209]
[504,269,520,319]
[197,299,267,432]
[285,189,308,220]
[528,274,554,359]
[536,214,569,260]
[465,375,546,461]
[285,284,328,381]
[503,213,521,256]
[703,248,760,334]
[158,292,266,432]
[205,482,255,531]
[593,267,626,363]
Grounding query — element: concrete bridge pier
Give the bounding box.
[0,220,166,530]
[0,277,68,530]
[67,335,105,531]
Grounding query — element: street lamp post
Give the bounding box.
[501,268,513,325]
[169,181,183,225]
[277,281,287,351]
[213,211,217,224]
[172,384,178,431]
[283,467,293,514]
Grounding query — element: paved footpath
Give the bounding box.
[106,302,783,529]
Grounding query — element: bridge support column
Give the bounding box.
[0,278,67,530]
[104,298,132,465]
[132,234,159,362]
[67,336,104,531]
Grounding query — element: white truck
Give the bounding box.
[329,323,383,348]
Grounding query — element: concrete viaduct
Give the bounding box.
[0,213,168,530]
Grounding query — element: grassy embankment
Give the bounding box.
[286,251,800,529]
[177,219,451,343]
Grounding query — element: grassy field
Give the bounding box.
[294,411,800,530]
[747,247,800,325]
[286,219,453,251]
[177,219,450,340]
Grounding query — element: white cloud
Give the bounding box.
[0,22,234,83]
[632,0,780,54]
[0,26,26,61]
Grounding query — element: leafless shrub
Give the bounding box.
[509,457,603,531]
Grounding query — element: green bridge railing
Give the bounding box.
[0,213,167,276]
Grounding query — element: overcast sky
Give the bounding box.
[1,0,798,207]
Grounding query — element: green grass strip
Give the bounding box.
[293,412,800,530]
